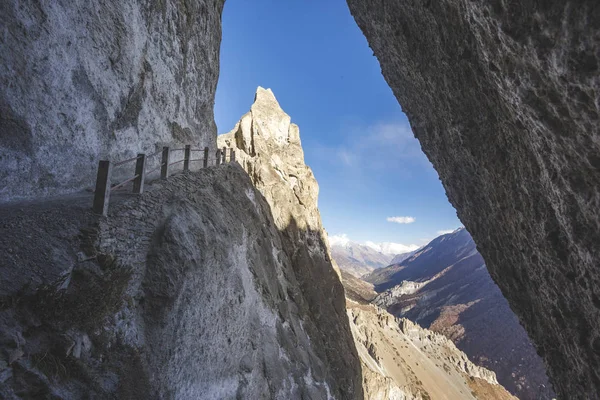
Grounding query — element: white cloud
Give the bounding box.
[387,216,416,224]
[364,241,420,255]
[328,233,351,247]
[337,149,356,167]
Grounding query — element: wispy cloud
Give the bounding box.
[387,216,416,224]
[311,121,432,177]
[336,149,357,167]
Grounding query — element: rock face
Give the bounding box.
[218,87,363,398]
[0,165,361,399]
[346,301,517,400]
[346,1,600,398]
[367,228,554,399]
[0,0,223,202]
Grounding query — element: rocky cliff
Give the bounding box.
[218,87,362,397]
[346,300,517,400]
[346,1,600,398]
[0,0,224,201]
[0,164,362,399]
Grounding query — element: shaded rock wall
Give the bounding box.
[0,0,224,201]
[346,1,599,398]
[0,166,361,399]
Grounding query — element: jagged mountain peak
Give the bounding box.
[253,86,279,107]
[228,86,300,152]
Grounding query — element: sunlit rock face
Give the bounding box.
[219,87,321,236]
[346,1,600,398]
[0,0,224,201]
[218,87,363,398]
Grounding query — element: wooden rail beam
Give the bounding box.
[133,153,146,194]
[215,148,221,166]
[183,145,191,171]
[161,146,170,179]
[93,160,112,216]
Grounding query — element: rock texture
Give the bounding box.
[0,0,224,201]
[346,1,600,398]
[218,87,363,398]
[347,301,517,400]
[367,228,554,399]
[0,165,362,399]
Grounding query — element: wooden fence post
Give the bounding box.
[203,147,209,168]
[161,146,170,179]
[93,160,112,216]
[222,146,227,163]
[230,148,236,163]
[183,145,191,171]
[215,149,221,166]
[133,153,146,194]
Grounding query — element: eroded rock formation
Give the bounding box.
[0,0,224,201]
[346,1,600,398]
[218,87,362,397]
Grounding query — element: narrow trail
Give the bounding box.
[0,164,225,299]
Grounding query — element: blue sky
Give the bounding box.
[214,0,461,251]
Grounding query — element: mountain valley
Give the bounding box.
[333,229,555,399]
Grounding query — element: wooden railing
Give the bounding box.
[93,145,235,216]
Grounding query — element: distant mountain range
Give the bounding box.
[330,240,395,277]
[363,228,555,400]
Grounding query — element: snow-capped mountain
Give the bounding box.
[329,237,396,277]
